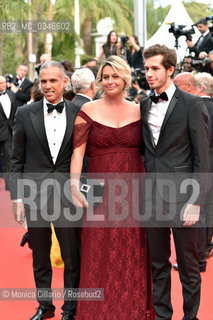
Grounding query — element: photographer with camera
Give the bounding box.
[120,35,147,100]
[195,50,213,76]
[124,35,144,70]
[186,18,213,59]
[7,64,33,109]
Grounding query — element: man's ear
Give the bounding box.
[91,81,96,92]
[63,76,69,88]
[168,66,175,78]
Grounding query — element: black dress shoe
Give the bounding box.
[29,306,55,320]
[61,313,75,320]
[20,231,32,250]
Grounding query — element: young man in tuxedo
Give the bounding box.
[8,63,33,108]
[10,61,80,320]
[0,75,16,190]
[141,44,209,320]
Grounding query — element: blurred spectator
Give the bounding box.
[40,53,51,64]
[186,18,213,59]
[0,75,16,190]
[63,71,76,101]
[61,59,75,72]
[125,35,144,70]
[134,92,147,104]
[7,64,33,108]
[181,56,195,73]
[71,68,96,108]
[28,80,43,104]
[85,58,99,68]
[35,53,52,76]
[201,50,213,76]
[87,65,99,79]
[95,30,121,61]
[173,72,197,94]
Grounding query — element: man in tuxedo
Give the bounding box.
[71,67,96,107]
[8,63,33,108]
[0,75,16,190]
[10,61,80,320]
[186,18,213,59]
[195,72,213,259]
[141,44,209,320]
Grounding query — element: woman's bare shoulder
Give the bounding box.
[81,99,104,116]
[126,100,141,118]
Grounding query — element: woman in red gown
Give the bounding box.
[70,56,155,320]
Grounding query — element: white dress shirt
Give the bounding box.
[148,83,176,146]
[0,92,11,119]
[43,97,66,164]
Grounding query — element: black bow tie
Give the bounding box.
[0,91,6,96]
[46,101,64,113]
[150,92,168,104]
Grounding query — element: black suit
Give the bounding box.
[202,97,213,253]
[12,76,33,108]
[141,87,209,320]
[10,98,80,314]
[71,93,91,108]
[0,90,16,189]
[190,31,213,58]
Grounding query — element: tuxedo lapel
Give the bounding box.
[141,97,156,150]
[29,99,53,163]
[0,102,6,119]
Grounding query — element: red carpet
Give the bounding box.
[0,180,212,320]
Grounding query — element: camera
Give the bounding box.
[128,68,149,101]
[191,57,211,66]
[168,23,195,41]
[5,74,14,83]
[5,74,19,87]
[120,35,129,47]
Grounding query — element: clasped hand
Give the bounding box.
[71,186,88,208]
[183,203,200,226]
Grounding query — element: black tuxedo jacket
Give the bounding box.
[202,97,213,170]
[141,87,209,207]
[190,32,213,57]
[72,94,91,109]
[0,90,16,141]
[10,98,79,210]
[12,77,33,108]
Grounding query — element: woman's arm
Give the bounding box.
[70,142,88,207]
[128,36,140,52]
